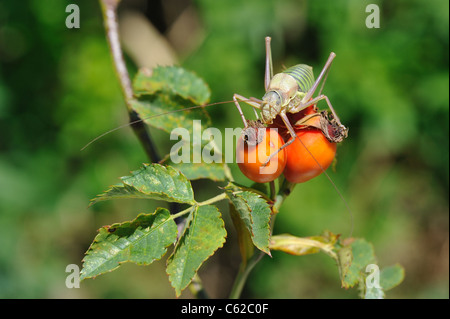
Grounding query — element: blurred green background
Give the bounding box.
[0,0,448,298]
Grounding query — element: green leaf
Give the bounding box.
[165,139,227,181]
[166,205,227,296]
[270,232,339,258]
[229,181,271,202]
[335,239,405,298]
[131,66,212,138]
[338,239,377,289]
[226,187,272,255]
[362,264,386,299]
[361,263,405,299]
[229,202,255,263]
[133,66,210,105]
[131,94,211,138]
[80,208,177,280]
[90,163,196,206]
[336,244,353,287]
[380,264,405,291]
[170,162,227,182]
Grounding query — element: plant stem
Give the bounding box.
[223,163,234,182]
[228,178,296,298]
[269,180,276,201]
[99,0,160,163]
[273,178,296,214]
[100,0,132,104]
[171,193,228,220]
[171,205,195,220]
[198,192,228,206]
[170,193,229,299]
[229,252,264,299]
[100,0,181,224]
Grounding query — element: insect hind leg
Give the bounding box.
[302,52,336,103]
[265,37,273,91]
[261,112,297,166]
[293,94,347,136]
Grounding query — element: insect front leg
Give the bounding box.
[233,93,262,127]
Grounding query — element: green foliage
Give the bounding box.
[170,162,226,182]
[80,65,404,298]
[131,66,211,137]
[81,209,177,280]
[270,233,405,299]
[336,239,405,298]
[226,187,272,255]
[133,66,210,104]
[0,0,447,299]
[380,264,405,291]
[84,161,229,296]
[340,239,377,288]
[90,163,196,206]
[167,205,226,296]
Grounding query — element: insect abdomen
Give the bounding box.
[283,64,314,93]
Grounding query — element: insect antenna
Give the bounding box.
[80,99,237,151]
[293,131,354,238]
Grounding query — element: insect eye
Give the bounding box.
[263,91,282,107]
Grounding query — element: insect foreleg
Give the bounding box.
[233,93,262,127]
[249,97,263,119]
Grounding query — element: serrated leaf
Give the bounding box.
[380,264,405,291]
[166,205,226,296]
[229,202,255,263]
[131,66,212,139]
[337,245,353,288]
[90,164,195,206]
[270,233,338,258]
[338,239,378,289]
[229,182,271,202]
[133,66,210,105]
[80,208,177,280]
[335,239,405,298]
[226,187,272,255]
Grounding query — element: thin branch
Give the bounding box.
[100,0,133,106]
[98,0,212,298]
[272,179,296,214]
[99,0,160,163]
[229,252,264,299]
[228,178,296,298]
